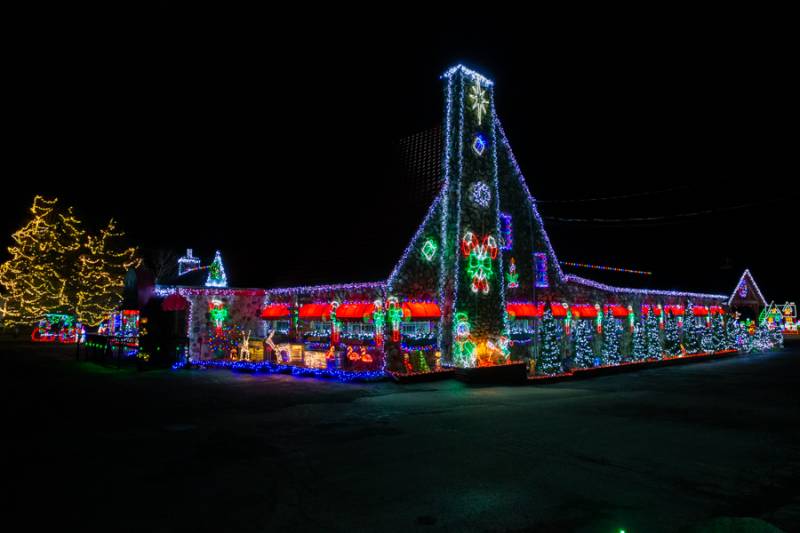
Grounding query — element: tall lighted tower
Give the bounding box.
[436,65,508,365]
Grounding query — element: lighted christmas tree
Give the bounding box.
[74,219,138,325]
[711,313,726,352]
[536,307,562,375]
[632,319,646,361]
[725,316,739,350]
[206,250,227,287]
[682,303,701,354]
[771,326,784,349]
[664,314,681,356]
[0,196,83,325]
[601,310,622,365]
[573,318,594,368]
[645,312,662,360]
[0,196,137,327]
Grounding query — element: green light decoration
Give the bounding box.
[505,257,519,288]
[453,311,476,363]
[421,238,438,262]
[416,352,430,372]
[206,250,227,288]
[209,304,229,329]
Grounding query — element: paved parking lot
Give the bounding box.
[3,338,798,532]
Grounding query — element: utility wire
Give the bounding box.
[536,186,690,204]
[541,200,775,224]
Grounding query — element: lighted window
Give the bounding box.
[401,321,435,339]
[534,253,549,288]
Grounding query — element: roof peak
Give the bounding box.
[441,64,494,86]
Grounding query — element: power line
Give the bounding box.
[542,200,773,224]
[536,186,690,204]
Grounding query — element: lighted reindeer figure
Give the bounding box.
[239,330,251,361]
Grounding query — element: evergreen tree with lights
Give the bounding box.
[682,303,700,354]
[645,312,662,360]
[601,310,622,365]
[725,316,739,350]
[74,219,138,325]
[206,250,227,287]
[632,319,646,361]
[771,326,784,349]
[664,314,681,356]
[0,196,83,325]
[711,313,726,352]
[700,319,714,353]
[573,318,594,368]
[536,307,562,375]
[753,323,773,352]
[0,196,137,327]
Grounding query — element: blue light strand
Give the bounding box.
[489,87,509,337]
[387,193,443,290]
[437,73,454,361]
[174,359,387,382]
[440,64,495,87]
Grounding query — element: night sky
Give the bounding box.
[4,10,797,301]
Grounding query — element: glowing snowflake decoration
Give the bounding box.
[468,79,488,126]
[470,181,491,208]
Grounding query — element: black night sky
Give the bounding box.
[4,9,797,300]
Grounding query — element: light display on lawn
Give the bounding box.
[782,302,797,333]
[154,65,782,382]
[31,313,84,343]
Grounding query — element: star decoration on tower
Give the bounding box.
[468,79,488,126]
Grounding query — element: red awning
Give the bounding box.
[507,303,543,319]
[710,306,725,315]
[604,304,631,318]
[571,304,598,319]
[664,305,685,316]
[551,303,568,318]
[261,304,290,319]
[641,305,662,316]
[336,303,375,321]
[299,303,332,320]
[162,293,189,312]
[692,306,709,316]
[402,302,441,320]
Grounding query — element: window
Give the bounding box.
[343,322,375,339]
[401,321,436,340]
[534,252,549,288]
